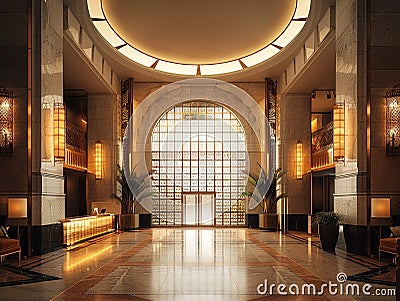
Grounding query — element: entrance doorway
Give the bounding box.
[183,193,215,226]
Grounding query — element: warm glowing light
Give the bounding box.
[333,104,345,161]
[118,45,157,67]
[93,20,125,47]
[155,60,197,76]
[0,88,13,157]
[296,141,303,179]
[95,141,102,179]
[1,100,10,110]
[87,0,104,19]
[87,0,311,76]
[200,60,242,76]
[274,21,306,48]
[294,0,311,19]
[81,118,87,125]
[62,215,114,246]
[311,118,318,133]
[386,90,400,156]
[66,246,112,272]
[241,45,280,67]
[54,105,65,160]
[8,198,28,218]
[371,198,391,218]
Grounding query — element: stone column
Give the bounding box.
[30,0,65,255]
[277,93,311,231]
[335,0,400,255]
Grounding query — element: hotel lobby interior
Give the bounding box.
[0,0,399,300]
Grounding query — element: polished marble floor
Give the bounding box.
[0,228,395,300]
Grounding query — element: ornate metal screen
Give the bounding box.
[266,78,277,137]
[386,89,400,156]
[151,101,247,226]
[121,78,133,137]
[0,88,13,157]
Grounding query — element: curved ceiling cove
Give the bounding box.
[87,0,311,76]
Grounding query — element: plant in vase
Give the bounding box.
[241,164,286,229]
[116,164,152,229]
[313,211,344,253]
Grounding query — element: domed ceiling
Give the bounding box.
[86,0,311,76]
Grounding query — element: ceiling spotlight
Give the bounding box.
[326,91,331,99]
[310,91,316,101]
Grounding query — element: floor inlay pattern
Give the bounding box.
[0,228,393,301]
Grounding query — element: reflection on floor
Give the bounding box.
[0,228,396,300]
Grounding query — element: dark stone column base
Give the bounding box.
[343,224,390,256]
[245,214,259,228]
[139,214,152,228]
[10,223,63,256]
[285,214,308,231]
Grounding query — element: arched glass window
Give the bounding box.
[151,101,247,225]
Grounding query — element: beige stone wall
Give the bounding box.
[87,93,120,214]
[334,0,368,225]
[335,0,400,225]
[369,1,400,214]
[277,93,311,214]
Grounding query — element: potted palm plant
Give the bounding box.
[313,211,344,252]
[116,164,152,229]
[241,165,286,230]
[262,168,286,230]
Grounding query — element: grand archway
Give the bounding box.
[123,78,274,222]
[150,101,247,226]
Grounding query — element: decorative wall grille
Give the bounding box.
[386,89,400,156]
[0,87,13,157]
[121,78,133,137]
[266,78,277,137]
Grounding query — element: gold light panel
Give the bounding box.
[95,141,102,179]
[333,103,345,161]
[296,140,303,179]
[62,215,115,247]
[54,104,65,161]
[0,87,13,157]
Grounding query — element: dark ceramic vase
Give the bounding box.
[318,223,339,252]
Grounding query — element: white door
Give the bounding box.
[183,193,215,225]
[183,194,198,225]
[199,194,214,225]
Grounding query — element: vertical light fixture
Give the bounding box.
[95,141,102,179]
[386,89,400,156]
[0,87,13,157]
[54,103,65,161]
[333,103,345,161]
[296,140,303,179]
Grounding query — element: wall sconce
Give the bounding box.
[54,103,65,161]
[0,87,13,157]
[310,90,316,101]
[95,141,102,179]
[8,198,27,240]
[296,140,303,179]
[333,103,345,161]
[386,89,400,156]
